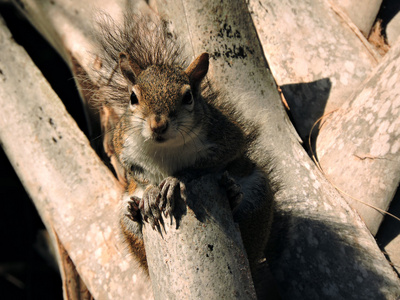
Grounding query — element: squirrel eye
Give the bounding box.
[130,91,138,105]
[182,90,193,105]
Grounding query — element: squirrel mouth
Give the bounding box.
[153,135,166,143]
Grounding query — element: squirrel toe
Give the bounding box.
[159,177,186,217]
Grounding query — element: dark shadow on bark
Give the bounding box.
[280,78,332,154]
[267,209,400,299]
[376,0,400,36]
[376,187,400,249]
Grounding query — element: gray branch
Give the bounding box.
[316,40,400,235]
[0,15,152,299]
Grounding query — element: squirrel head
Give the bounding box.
[118,53,209,145]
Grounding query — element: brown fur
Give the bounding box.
[91,13,186,111]
[92,13,274,292]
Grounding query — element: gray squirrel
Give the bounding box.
[92,12,274,281]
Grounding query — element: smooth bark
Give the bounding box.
[247,0,399,239]
[376,194,400,275]
[7,0,257,298]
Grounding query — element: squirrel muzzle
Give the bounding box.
[149,114,169,142]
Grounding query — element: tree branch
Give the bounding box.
[0,15,152,299]
[316,40,400,235]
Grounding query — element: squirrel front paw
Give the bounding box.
[125,196,142,222]
[128,178,187,230]
[139,185,163,229]
[159,176,187,219]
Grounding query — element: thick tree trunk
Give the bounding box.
[316,40,400,235]
[6,0,258,298]
[247,0,400,238]
[0,16,152,299]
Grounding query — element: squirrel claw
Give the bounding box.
[125,213,135,222]
[140,184,163,228]
[149,218,156,229]
[130,178,185,229]
[125,197,141,222]
[163,210,169,218]
[159,176,186,212]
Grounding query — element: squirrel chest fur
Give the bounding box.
[114,58,247,186]
[93,13,273,281]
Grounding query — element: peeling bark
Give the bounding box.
[316,40,400,236]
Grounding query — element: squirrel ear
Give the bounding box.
[119,52,142,84]
[185,53,209,86]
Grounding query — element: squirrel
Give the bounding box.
[92,12,274,282]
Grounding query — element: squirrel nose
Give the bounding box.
[149,115,168,134]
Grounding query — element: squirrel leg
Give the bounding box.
[234,169,277,299]
[219,169,273,272]
[120,178,144,239]
[125,196,141,222]
[120,188,148,271]
[139,177,187,228]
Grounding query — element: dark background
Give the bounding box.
[0,1,399,299]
